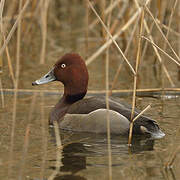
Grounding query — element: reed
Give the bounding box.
[0,0,5,107]
[40,0,50,64]
[84,0,89,57]
[105,0,113,179]
[128,7,144,146]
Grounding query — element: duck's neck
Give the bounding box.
[62,85,87,104]
[63,92,86,104]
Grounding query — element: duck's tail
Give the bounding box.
[133,117,165,139]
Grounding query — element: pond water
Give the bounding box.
[0,93,180,180]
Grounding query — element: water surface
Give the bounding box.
[0,93,180,180]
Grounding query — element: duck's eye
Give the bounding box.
[61,64,66,68]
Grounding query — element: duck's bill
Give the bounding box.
[32,68,56,86]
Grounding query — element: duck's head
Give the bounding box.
[32,53,89,101]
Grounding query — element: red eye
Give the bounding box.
[61,64,66,68]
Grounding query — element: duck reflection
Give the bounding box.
[49,129,155,179]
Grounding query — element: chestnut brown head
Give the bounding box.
[32,53,89,96]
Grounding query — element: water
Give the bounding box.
[0,94,180,180]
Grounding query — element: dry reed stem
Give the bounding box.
[105,0,113,179]
[0,0,30,56]
[145,5,180,63]
[89,0,121,30]
[128,8,144,146]
[48,121,63,180]
[110,14,140,95]
[5,46,16,86]
[0,0,5,108]
[134,0,175,87]
[0,0,5,27]
[8,0,23,177]
[2,88,180,94]
[132,104,151,123]
[87,0,136,75]
[40,92,48,179]
[142,36,180,67]
[84,0,89,57]
[100,0,106,41]
[40,0,50,64]
[0,78,4,107]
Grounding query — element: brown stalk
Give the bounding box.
[132,104,151,123]
[5,46,16,86]
[100,0,106,41]
[87,0,136,75]
[84,0,89,57]
[0,78,4,107]
[40,0,50,64]
[2,87,180,94]
[8,0,23,177]
[128,8,144,146]
[105,0,113,179]
[0,0,5,108]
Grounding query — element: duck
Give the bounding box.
[32,53,165,138]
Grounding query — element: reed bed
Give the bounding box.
[0,0,180,179]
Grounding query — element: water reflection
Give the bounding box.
[49,129,155,179]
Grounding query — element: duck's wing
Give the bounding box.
[67,96,136,119]
[67,96,165,137]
